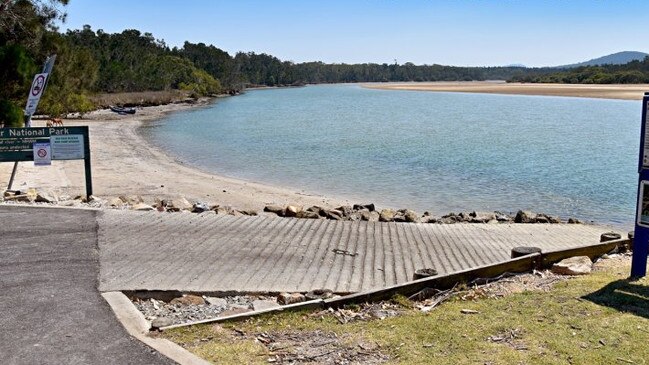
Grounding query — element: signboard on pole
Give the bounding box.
[51,134,84,160]
[0,126,93,199]
[33,142,51,166]
[632,93,649,278]
[24,72,48,116]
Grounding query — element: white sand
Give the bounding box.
[363,81,649,100]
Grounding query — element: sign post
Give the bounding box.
[632,92,649,277]
[0,126,92,199]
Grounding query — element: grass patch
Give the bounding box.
[163,257,649,364]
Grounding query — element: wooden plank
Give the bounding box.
[324,254,541,307]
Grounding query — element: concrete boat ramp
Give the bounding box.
[98,209,618,294]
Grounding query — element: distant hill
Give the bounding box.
[558,51,648,68]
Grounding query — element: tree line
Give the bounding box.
[1,1,648,127]
[509,57,649,84]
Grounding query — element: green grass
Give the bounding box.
[164,259,649,364]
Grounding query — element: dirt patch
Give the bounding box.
[308,303,403,324]
[237,328,389,364]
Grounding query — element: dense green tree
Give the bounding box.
[0,0,68,126]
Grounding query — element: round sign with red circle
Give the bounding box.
[37,148,48,158]
[31,75,46,96]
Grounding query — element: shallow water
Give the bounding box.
[143,84,642,228]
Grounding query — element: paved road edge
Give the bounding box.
[101,292,211,365]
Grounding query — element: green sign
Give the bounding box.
[0,126,93,198]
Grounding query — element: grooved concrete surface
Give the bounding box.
[99,210,616,293]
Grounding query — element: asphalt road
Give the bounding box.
[0,206,175,365]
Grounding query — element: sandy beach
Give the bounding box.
[0,101,348,210]
[363,81,649,100]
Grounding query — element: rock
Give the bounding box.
[264,205,284,215]
[35,192,57,203]
[442,213,460,222]
[305,289,333,300]
[392,209,407,222]
[132,203,154,211]
[326,209,343,220]
[413,268,438,280]
[252,300,281,311]
[551,256,593,276]
[404,209,419,223]
[600,232,622,242]
[205,297,227,307]
[495,213,511,222]
[296,210,320,219]
[421,216,438,224]
[7,194,32,202]
[306,206,326,216]
[285,205,300,217]
[548,216,562,224]
[170,197,192,211]
[379,209,396,222]
[108,197,124,208]
[535,215,550,224]
[238,209,258,216]
[336,205,353,218]
[120,195,144,205]
[515,210,536,223]
[214,206,231,215]
[150,317,173,329]
[567,218,582,224]
[192,202,210,213]
[470,212,495,223]
[277,292,306,305]
[353,203,375,212]
[169,294,206,306]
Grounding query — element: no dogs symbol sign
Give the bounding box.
[33,142,51,166]
[24,72,49,116]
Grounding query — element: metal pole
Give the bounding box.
[7,161,18,190]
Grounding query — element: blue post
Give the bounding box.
[631,92,649,277]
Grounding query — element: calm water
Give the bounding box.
[143,84,641,228]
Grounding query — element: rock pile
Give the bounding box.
[2,188,585,225]
[263,204,581,225]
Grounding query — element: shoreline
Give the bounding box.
[0,91,633,228]
[0,101,350,211]
[362,81,649,100]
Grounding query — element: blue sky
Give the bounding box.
[61,1,649,67]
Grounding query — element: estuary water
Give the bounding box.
[143,84,641,227]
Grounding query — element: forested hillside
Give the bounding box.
[510,57,649,84]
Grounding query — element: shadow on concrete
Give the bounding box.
[582,279,649,320]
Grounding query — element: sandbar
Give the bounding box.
[362,81,649,100]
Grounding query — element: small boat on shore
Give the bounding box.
[110,106,136,115]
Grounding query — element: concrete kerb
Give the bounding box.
[155,238,629,332]
[101,291,212,365]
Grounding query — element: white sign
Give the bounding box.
[51,134,84,160]
[25,73,49,116]
[33,142,51,166]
